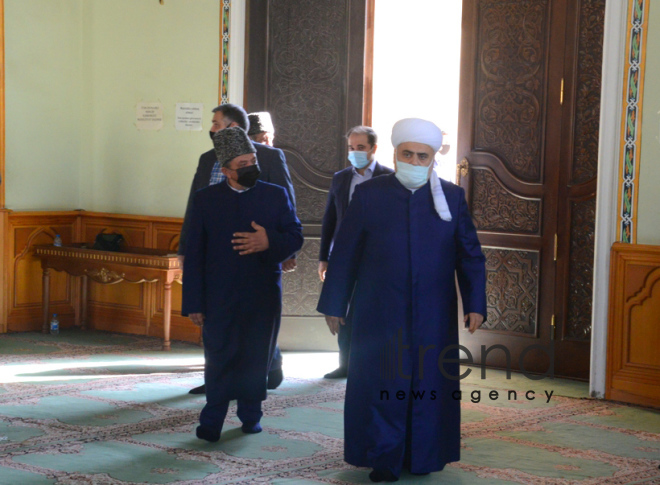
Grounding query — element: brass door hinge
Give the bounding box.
[551,314,556,340]
[560,78,564,105]
[554,233,558,261]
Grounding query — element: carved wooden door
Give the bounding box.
[457,0,604,379]
[244,0,367,330]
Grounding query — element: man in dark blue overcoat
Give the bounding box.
[179,104,295,394]
[183,127,303,442]
[318,125,393,379]
[317,118,486,481]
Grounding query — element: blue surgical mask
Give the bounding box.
[395,161,431,189]
[348,151,371,169]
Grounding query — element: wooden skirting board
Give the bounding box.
[607,242,660,408]
[3,210,201,344]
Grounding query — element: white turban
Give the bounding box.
[391,118,452,222]
[391,118,444,153]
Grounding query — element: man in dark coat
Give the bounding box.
[183,126,303,442]
[179,104,295,394]
[317,118,486,481]
[318,126,393,379]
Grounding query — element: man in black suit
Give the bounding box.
[318,126,393,379]
[179,103,296,394]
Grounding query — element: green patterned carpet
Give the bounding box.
[0,329,658,484]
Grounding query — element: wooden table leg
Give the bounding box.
[42,267,50,334]
[81,275,88,330]
[162,281,172,351]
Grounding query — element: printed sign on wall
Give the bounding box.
[136,102,164,130]
[175,103,204,131]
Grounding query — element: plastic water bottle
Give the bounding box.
[53,234,62,247]
[50,314,59,335]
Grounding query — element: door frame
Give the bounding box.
[590,0,633,398]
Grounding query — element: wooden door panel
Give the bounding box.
[562,195,596,341]
[472,0,550,185]
[245,0,366,319]
[552,0,604,378]
[482,247,540,336]
[459,0,603,379]
[470,168,543,235]
[458,0,562,374]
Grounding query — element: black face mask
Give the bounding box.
[209,130,216,142]
[236,163,261,188]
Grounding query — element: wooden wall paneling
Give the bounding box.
[606,243,660,408]
[3,211,197,343]
[72,211,84,326]
[79,214,151,335]
[7,212,79,331]
[80,218,149,248]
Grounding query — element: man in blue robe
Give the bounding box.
[317,118,486,481]
[183,127,303,442]
[179,104,295,394]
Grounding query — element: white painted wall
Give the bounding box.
[5,0,220,217]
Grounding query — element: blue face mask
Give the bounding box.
[348,151,371,169]
[395,161,431,189]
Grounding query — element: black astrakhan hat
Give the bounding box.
[213,126,256,166]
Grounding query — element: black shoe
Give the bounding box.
[189,384,206,395]
[369,469,398,482]
[267,368,284,390]
[324,367,348,379]
[196,425,220,442]
[241,422,263,434]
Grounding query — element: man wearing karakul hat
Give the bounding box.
[247,111,275,146]
[179,104,296,396]
[317,118,486,481]
[182,126,303,442]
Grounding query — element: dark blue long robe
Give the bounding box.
[317,174,486,475]
[182,180,303,418]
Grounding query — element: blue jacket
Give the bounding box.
[179,142,296,255]
[319,162,392,261]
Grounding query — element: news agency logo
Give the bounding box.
[379,328,555,382]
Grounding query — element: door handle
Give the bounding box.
[456,158,469,184]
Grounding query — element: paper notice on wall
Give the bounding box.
[136,102,164,130]
[175,103,204,131]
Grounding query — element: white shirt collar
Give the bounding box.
[226,180,252,193]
